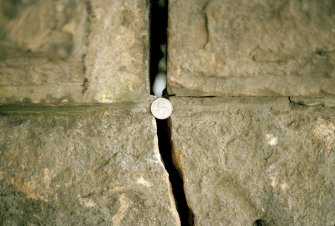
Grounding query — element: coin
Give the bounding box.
[151,98,173,120]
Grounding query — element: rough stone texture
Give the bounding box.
[0,102,180,225]
[290,97,335,108]
[0,0,149,104]
[168,0,335,97]
[170,97,335,226]
[86,0,149,103]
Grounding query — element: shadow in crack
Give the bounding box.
[156,118,194,226]
[149,0,168,95]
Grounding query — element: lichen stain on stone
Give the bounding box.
[110,184,126,192]
[270,176,289,191]
[270,176,278,188]
[42,168,53,188]
[78,196,97,208]
[137,176,152,187]
[312,118,335,152]
[280,182,289,191]
[1,168,57,202]
[265,133,278,146]
[112,194,132,226]
[9,177,49,202]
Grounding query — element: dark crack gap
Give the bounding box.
[149,0,167,95]
[150,1,194,224]
[156,118,194,226]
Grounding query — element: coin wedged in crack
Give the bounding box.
[151,98,173,120]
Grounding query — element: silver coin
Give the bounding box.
[151,98,173,120]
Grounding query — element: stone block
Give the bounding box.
[0,0,149,104]
[168,0,335,97]
[0,102,179,225]
[170,97,335,225]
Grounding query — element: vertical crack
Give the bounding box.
[149,0,167,95]
[150,0,194,224]
[82,0,93,95]
[156,118,194,226]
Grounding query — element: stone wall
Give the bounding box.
[171,97,335,225]
[1,0,335,225]
[0,0,149,104]
[0,102,179,225]
[166,1,335,225]
[168,0,335,98]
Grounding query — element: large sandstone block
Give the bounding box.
[171,97,335,225]
[168,0,335,97]
[0,102,180,225]
[0,0,149,104]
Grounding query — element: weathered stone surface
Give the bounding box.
[168,0,335,97]
[0,0,149,104]
[170,97,335,225]
[0,102,180,225]
[86,0,149,103]
[290,97,335,108]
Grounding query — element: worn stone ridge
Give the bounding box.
[289,97,335,108]
[0,0,150,104]
[168,0,335,97]
[0,103,180,225]
[170,97,335,226]
[0,98,154,115]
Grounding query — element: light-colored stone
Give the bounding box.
[290,97,335,108]
[0,0,149,104]
[86,0,149,103]
[168,0,335,97]
[0,102,180,225]
[170,97,335,226]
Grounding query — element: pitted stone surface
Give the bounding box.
[0,0,149,103]
[168,0,335,97]
[170,97,335,226]
[0,103,180,225]
[86,0,149,103]
[0,0,87,103]
[290,97,335,108]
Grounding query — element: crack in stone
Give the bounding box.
[288,96,335,108]
[155,118,194,226]
[81,0,93,95]
[149,0,194,224]
[201,0,211,49]
[149,0,168,94]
